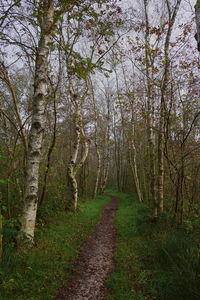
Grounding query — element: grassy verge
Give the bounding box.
[106,192,200,300]
[0,195,111,300]
[106,192,156,300]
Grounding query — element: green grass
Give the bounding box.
[2,191,199,299]
[0,194,111,300]
[106,192,200,300]
[106,192,156,300]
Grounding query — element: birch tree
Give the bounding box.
[143,0,157,217]
[67,89,90,211]
[90,82,102,199]
[157,0,182,212]
[20,0,65,242]
[122,62,143,203]
[112,54,142,202]
[100,90,111,194]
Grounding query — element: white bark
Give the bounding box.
[75,122,89,176]
[94,147,101,199]
[100,95,110,194]
[157,0,182,212]
[101,165,109,194]
[144,0,157,217]
[129,112,143,203]
[91,84,102,199]
[68,101,81,211]
[68,97,89,211]
[119,62,142,202]
[21,0,62,242]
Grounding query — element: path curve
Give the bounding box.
[55,195,120,300]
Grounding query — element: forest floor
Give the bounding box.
[2,192,199,299]
[55,195,120,300]
[1,194,113,300]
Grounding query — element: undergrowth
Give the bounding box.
[106,192,200,300]
[0,194,111,300]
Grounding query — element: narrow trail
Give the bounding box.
[55,195,120,300]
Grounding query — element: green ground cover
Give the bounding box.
[0,195,111,300]
[106,192,200,300]
[1,191,199,300]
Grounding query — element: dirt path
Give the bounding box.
[55,195,120,300]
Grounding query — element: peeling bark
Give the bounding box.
[68,96,90,211]
[68,101,81,211]
[21,0,63,242]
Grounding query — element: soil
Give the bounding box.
[55,195,120,300]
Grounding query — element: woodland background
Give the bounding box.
[0,1,200,297]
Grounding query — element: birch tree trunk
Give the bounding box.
[39,85,57,206]
[114,67,124,191]
[68,101,81,211]
[100,95,110,194]
[119,62,142,202]
[157,0,182,212]
[144,0,157,217]
[101,163,109,194]
[100,127,110,194]
[94,147,101,199]
[20,0,62,242]
[91,85,102,199]
[113,115,122,192]
[68,96,90,211]
[129,101,143,203]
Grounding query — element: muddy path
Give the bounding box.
[55,195,120,300]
